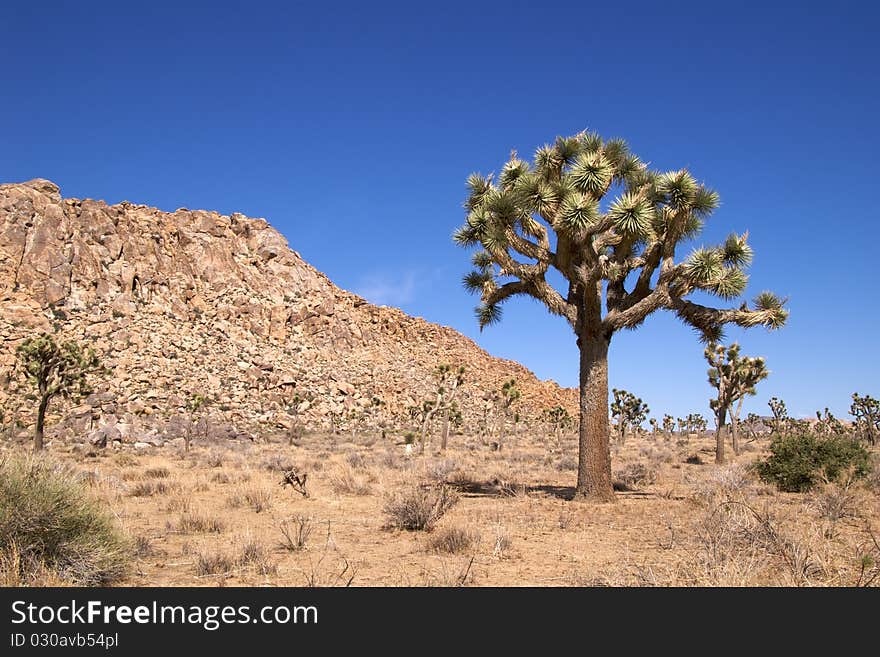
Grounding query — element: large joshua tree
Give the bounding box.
[454,131,787,500]
[705,342,769,463]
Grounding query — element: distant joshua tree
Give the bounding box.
[742,412,765,441]
[662,414,676,440]
[418,364,465,454]
[495,378,521,450]
[14,333,100,451]
[814,408,846,437]
[455,131,787,499]
[850,393,879,445]
[185,392,211,452]
[679,413,707,436]
[705,342,769,463]
[543,405,573,449]
[768,397,789,435]
[610,388,649,444]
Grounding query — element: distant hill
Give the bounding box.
[0,179,576,446]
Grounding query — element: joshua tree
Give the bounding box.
[14,333,100,451]
[814,408,846,437]
[681,413,707,436]
[610,388,649,444]
[742,412,765,441]
[494,378,521,450]
[455,131,787,499]
[662,414,676,440]
[418,364,465,454]
[705,342,769,463]
[850,393,879,445]
[543,405,573,449]
[768,397,789,435]
[184,392,210,452]
[286,393,305,445]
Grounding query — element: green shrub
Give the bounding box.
[756,432,871,492]
[0,454,131,585]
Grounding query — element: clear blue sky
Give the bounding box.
[2,1,878,421]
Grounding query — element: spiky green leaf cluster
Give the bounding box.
[15,333,101,401]
[453,129,788,348]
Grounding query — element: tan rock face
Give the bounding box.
[0,179,576,442]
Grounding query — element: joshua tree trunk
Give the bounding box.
[440,409,450,452]
[574,333,613,501]
[731,396,745,455]
[715,407,728,464]
[34,392,49,452]
[419,419,429,455]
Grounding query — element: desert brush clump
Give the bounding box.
[0,453,130,585]
[383,482,459,531]
[455,130,787,499]
[426,526,481,554]
[756,432,871,492]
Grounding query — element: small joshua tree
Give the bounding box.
[418,364,465,454]
[742,412,765,441]
[14,333,100,451]
[850,393,879,445]
[768,397,789,435]
[543,405,573,450]
[454,131,787,499]
[705,342,769,463]
[682,413,707,436]
[286,393,305,445]
[814,408,846,437]
[184,392,211,452]
[610,388,649,444]
[662,414,676,440]
[495,378,522,450]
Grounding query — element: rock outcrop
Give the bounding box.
[0,179,576,446]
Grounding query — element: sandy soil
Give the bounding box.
[16,429,880,586]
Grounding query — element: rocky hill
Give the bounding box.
[0,179,576,448]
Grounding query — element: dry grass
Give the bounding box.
[383,482,459,531]
[2,429,876,587]
[426,526,481,554]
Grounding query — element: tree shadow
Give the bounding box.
[446,479,652,500]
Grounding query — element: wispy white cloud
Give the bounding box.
[353,271,417,307]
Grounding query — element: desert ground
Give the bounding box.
[5,427,878,587]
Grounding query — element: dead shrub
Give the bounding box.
[329,464,373,496]
[614,462,658,490]
[195,551,233,576]
[237,540,277,576]
[383,483,459,531]
[172,512,225,534]
[243,487,272,513]
[426,526,480,554]
[279,516,313,552]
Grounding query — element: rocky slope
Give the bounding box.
[0,179,576,447]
